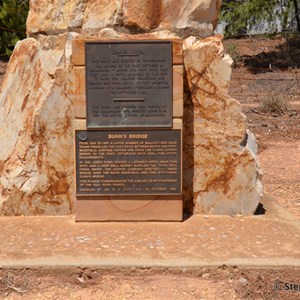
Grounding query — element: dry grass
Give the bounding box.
[260,96,289,115]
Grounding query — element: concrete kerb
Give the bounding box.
[1,257,300,269]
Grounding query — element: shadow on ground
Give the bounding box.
[243,37,300,73]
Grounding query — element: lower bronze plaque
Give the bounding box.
[75,130,181,195]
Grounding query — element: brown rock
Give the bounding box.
[27,0,222,37]
[122,0,162,30]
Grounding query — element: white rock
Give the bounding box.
[183,35,263,215]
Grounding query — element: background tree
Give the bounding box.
[220,0,300,37]
[0,0,29,57]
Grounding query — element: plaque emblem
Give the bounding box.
[78,131,88,141]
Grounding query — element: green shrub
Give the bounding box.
[0,0,29,57]
[224,43,241,68]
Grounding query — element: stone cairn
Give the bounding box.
[0,0,262,216]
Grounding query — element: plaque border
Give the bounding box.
[85,40,173,129]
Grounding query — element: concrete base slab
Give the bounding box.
[76,197,183,221]
[0,195,299,269]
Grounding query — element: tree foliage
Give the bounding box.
[0,0,29,57]
[220,0,300,37]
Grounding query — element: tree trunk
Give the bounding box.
[293,0,300,33]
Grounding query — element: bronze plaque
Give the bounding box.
[85,41,173,128]
[75,130,181,195]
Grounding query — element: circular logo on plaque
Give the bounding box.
[78,131,88,141]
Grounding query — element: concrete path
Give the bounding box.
[0,195,299,269]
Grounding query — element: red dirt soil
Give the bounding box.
[0,36,299,299]
[224,36,300,219]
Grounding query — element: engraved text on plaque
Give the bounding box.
[85,41,173,128]
[75,130,181,195]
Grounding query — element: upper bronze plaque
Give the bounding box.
[85,41,173,128]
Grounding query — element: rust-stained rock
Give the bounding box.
[159,0,222,33]
[183,35,263,215]
[0,34,76,215]
[82,0,120,35]
[27,0,222,37]
[27,0,85,34]
[0,0,263,216]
